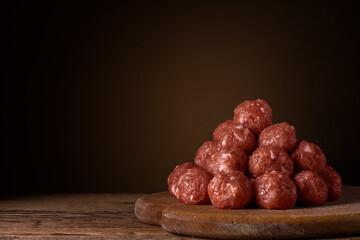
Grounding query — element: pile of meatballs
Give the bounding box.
[168,99,342,209]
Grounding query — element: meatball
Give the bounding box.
[291,140,327,173]
[293,170,328,206]
[320,166,342,202]
[194,141,220,170]
[233,99,272,134]
[213,124,256,153]
[167,162,197,198]
[208,170,252,209]
[258,122,297,152]
[249,146,294,177]
[253,171,297,209]
[204,149,248,175]
[177,167,213,204]
[213,120,237,140]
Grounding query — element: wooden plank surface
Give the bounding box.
[0,192,359,239]
[0,194,197,239]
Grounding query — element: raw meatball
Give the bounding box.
[291,140,327,173]
[233,99,272,134]
[213,120,237,140]
[253,171,297,209]
[204,149,248,175]
[213,123,256,153]
[167,162,196,197]
[194,141,220,170]
[258,122,297,152]
[208,170,252,209]
[293,170,328,206]
[249,146,294,177]
[177,167,213,204]
[320,166,342,202]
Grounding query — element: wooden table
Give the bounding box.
[0,193,359,239]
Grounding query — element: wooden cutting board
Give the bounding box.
[135,185,360,239]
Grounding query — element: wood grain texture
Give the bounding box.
[0,194,198,239]
[135,185,360,239]
[0,191,359,240]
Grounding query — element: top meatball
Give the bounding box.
[258,122,297,152]
[233,99,272,134]
[291,140,327,173]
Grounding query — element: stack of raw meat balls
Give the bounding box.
[167,99,342,209]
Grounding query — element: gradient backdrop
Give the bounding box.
[4,1,360,194]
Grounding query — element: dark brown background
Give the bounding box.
[3,1,360,194]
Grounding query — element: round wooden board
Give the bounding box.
[135,185,360,239]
